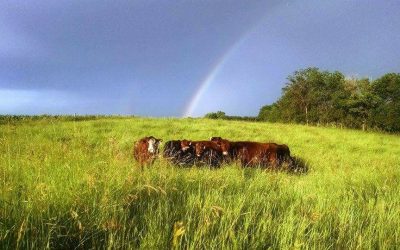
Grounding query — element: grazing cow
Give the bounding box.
[163,140,195,166]
[211,137,292,168]
[181,140,223,167]
[133,136,162,169]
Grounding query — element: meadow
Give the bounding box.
[1,116,400,249]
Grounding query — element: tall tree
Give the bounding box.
[258,69,400,132]
[277,68,348,125]
[258,104,280,122]
[371,73,400,131]
[344,78,378,130]
[280,68,320,124]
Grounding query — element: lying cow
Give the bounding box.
[181,140,223,168]
[163,140,195,166]
[211,137,292,168]
[133,136,162,169]
[210,137,245,162]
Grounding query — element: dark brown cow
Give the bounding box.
[211,137,292,168]
[163,140,195,166]
[133,136,162,169]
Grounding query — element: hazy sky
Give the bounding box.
[1,0,399,116]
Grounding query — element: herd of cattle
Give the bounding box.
[133,136,295,170]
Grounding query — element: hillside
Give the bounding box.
[1,117,400,248]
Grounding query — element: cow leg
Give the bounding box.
[241,158,248,168]
[237,148,249,168]
[139,159,144,171]
[239,152,246,167]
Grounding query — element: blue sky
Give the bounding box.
[1,0,399,117]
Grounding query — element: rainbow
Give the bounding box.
[182,37,247,117]
[182,13,270,117]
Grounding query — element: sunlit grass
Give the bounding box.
[1,117,399,248]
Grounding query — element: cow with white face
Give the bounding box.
[133,136,162,169]
[147,136,162,154]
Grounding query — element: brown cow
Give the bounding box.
[193,141,222,157]
[181,140,223,167]
[211,137,292,168]
[133,136,162,169]
[180,139,192,152]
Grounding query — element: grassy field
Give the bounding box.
[1,117,400,249]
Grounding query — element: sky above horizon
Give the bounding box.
[1,0,400,117]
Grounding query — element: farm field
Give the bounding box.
[1,116,400,249]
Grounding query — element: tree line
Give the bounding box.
[205,68,400,132]
[204,111,258,121]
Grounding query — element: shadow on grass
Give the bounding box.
[165,156,311,175]
[286,156,309,175]
[237,156,310,176]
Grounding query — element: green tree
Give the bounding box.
[344,78,378,130]
[204,111,226,119]
[277,68,348,125]
[259,69,400,132]
[280,68,317,124]
[315,71,348,124]
[371,73,400,131]
[258,104,280,122]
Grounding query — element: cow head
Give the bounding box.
[195,142,207,157]
[210,137,229,156]
[180,139,192,152]
[147,136,162,154]
[210,137,223,141]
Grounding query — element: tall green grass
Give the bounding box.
[1,117,399,249]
